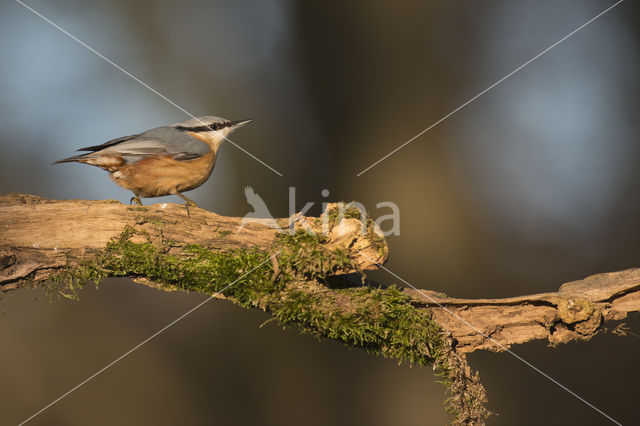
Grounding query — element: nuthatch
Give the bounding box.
[53,116,252,208]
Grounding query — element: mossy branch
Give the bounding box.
[2,193,639,425]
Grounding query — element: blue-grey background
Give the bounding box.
[1,1,639,424]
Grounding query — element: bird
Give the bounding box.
[53,116,252,210]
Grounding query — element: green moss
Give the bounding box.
[50,226,443,367]
[326,204,365,227]
[271,284,443,365]
[44,219,491,423]
[134,215,168,227]
[43,224,460,417]
[273,231,354,280]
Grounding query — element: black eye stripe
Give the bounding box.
[177,123,229,132]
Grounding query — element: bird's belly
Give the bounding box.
[111,153,216,198]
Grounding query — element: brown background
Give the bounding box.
[1,1,639,425]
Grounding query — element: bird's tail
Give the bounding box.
[52,154,89,165]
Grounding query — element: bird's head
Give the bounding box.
[174,116,253,151]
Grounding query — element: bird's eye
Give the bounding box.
[209,123,219,131]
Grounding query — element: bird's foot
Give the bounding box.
[176,193,198,217]
[176,193,198,207]
[130,196,143,206]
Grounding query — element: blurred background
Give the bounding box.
[1,0,639,424]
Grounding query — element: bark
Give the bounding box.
[1,193,638,354]
[407,268,640,353]
[0,193,386,290]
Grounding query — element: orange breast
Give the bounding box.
[111,151,217,198]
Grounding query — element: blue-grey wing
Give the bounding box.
[79,126,210,163]
[77,134,140,152]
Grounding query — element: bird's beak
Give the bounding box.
[230,119,253,129]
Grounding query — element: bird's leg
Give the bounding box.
[176,192,198,217]
[130,195,143,206]
[177,193,198,207]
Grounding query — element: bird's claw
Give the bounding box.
[184,202,194,218]
[176,193,198,217]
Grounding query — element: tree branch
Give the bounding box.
[406,268,640,352]
[2,193,638,425]
[0,193,386,289]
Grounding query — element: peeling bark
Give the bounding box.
[406,268,640,353]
